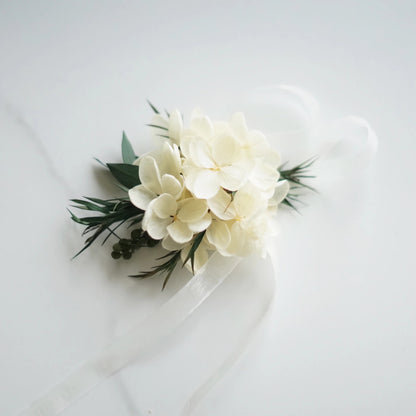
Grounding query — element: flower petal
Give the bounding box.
[218,164,246,191]
[157,142,181,177]
[139,155,162,194]
[150,114,168,137]
[143,209,171,240]
[128,185,156,210]
[249,160,280,191]
[230,112,248,138]
[206,220,231,250]
[189,137,215,168]
[207,188,235,220]
[167,220,194,244]
[212,134,242,166]
[160,174,183,198]
[247,130,269,157]
[152,193,177,219]
[177,198,208,223]
[190,115,214,138]
[188,212,212,233]
[225,222,245,256]
[162,235,185,251]
[191,169,220,199]
[271,180,290,205]
[168,110,183,144]
[234,186,266,218]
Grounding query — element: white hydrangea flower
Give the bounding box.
[229,113,281,198]
[127,108,291,274]
[180,112,253,199]
[226,213,271,257]
[128,141,183,210]
[205,184,280,257]
[143,196,211,243]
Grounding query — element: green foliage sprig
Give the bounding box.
[279,156,317,211]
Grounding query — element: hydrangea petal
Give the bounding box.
[218,164,246,191]
[150,114,168,133]
[190,115,214,137]
[191,169,220,199]
[160,174,183,198]
[152,193,177,219]
[168,110,183,144]
[247,130,269,157]
[272,180,290,205]
[207,188,235,220]
[189,137,215,169]
[230,112,248,139]
[167,220,194,244]
[139,155,162,194]
[188,212,212,233]
[162,235,185,251]
[157,142,181,177]
[177,198,208,223]
[212,134,242,166]
[233,187,264,218]
[250,161,280,191]
[143,210,171,240]
[206,220,231,250]
[128,185,156,210]
[226,222,247,256]
[264,148,281,168]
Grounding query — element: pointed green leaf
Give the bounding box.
[147,99,160,114]
[182,231,205,273]
[121,132,136,164]
[107,163,140,189]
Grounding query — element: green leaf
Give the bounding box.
[121,132,136,164]
[182,231,205,273]
[130,250,181,290]
[107,163,140,189]
[147,99,160,114]
[93,157,107,167]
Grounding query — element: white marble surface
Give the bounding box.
[1,1,415,415]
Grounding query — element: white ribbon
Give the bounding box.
[18,254,241,416]
[17,85,378,416]
[181,244,278,416]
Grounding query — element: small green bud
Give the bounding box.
[119,238,130,248]
[131,229,142,241]
[123,252,132,259]
[111,251,121,259]
[112,243,122,252]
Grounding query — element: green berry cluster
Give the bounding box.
[111,229,159,260]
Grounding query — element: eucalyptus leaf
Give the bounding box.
[121,132,137,164]
[107,163,140,189]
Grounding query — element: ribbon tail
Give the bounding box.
[18,254,241,416]
[181,244,279,415]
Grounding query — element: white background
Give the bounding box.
[0,1,415,415]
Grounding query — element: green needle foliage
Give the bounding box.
[278,156,317,211]
[130,250,182,290]
[68,197,146,259]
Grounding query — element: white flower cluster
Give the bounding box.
[128,110,289,272]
